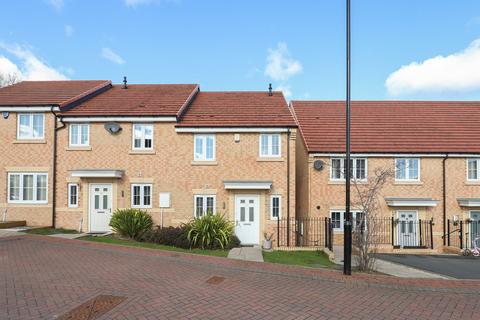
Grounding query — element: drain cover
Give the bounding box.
[58,295,126,320]
[206,276,225,285]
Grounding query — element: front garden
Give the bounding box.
[81,208,240,257]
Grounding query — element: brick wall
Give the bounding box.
[0,112,54,226]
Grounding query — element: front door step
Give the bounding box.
[228,247,264,262]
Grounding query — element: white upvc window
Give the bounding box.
[8,172,48,204]
[194,134,215,161]
[131,184,152,208]
[68,183,79,208]
[132,124,153,150]
[395,158,420,181]
[69,124,90,147]
[270,195,281,219]
[194,195,216,218]
[330,158,367,181]
[259,134,281,157]
[330,210,365,232]
[467,159,480,181]
[17,113,45,140]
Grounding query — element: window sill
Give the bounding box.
[394,181,423,185]
[257,157,284,162]
[328,180,368,185]
[129,150,156,155]
[465,181,480,185]
[191,161,218,166]
[66,146,92,151]
[13,139,46,144]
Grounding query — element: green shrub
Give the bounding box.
[184,213,234,249]
[140,226,191,249]
[109,209,153,240]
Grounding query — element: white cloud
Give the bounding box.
[0,43,68,81]
[265,42,302,82]
[64,25,74,37]
[386,39,480,96]
[124,0,153,7]
[275,84,292,98]
[101,47,125,65]
[48,0,64,11]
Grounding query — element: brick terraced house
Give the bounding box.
[292,100,480,251]
[0,80,296,246]
[1,80,479,251]
[0,81,112,227]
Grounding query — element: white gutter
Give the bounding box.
[310,153,480,158]
[62,116,177,123]
[0,106,60,112]
[176,127,289,133]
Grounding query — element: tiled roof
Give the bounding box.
[292,100,480,154]
[61,84,199,117]
[177,91,297,127]
[0,80,111,107]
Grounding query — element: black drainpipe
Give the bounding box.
[442,154,449,246]
[286,128,291,246]
[50,108,66,228]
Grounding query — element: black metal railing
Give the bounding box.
[276,217,332,250]
[447,219,480,249]
[276,217,434,249]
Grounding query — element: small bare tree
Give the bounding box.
[0,73,20,88]
[351,167,394,272]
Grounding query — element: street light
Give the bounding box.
[343,0,353,276]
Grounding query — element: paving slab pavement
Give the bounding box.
[228,246,264,262]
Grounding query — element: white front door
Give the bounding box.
[235,195,260,245]
[397,211,418,247]
[89,184,113,233]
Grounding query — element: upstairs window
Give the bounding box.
[131,184,152,208]
[467,159,480,181]
[395,158,419,181]
[18,113,44,140]
[194,134,215,161]
[132,124,153,150]
[8,172,48,203]
[330,158,367,181]
[194,195,215,218]
[259,134,281,157]
[69,124,89,147]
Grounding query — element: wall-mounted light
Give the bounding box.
[2,112,9,119]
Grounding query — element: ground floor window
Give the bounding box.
[131,184,152,208]
[8,172,48,203]
[194,195,215,218]
[68,183,78,208]
[270,195,281,219]
[330,210,365,231]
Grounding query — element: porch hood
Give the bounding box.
[457,198,480,207]
[385,197,439,207]
[70,169,124,178]
[223,180,272,190]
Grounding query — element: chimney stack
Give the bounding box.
[123,76,128,89]
[268,83,273,96]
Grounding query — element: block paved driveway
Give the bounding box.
[1,236,480,320]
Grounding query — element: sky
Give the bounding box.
[1,0,480,101]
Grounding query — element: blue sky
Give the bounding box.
[1,0,480,100]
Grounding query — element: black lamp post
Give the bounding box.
[343,0,353,276]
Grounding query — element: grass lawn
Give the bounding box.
[263,250,335,268]
[26,227,79,235]
[79,235,229,257]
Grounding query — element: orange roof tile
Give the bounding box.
[292,100,480,153]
